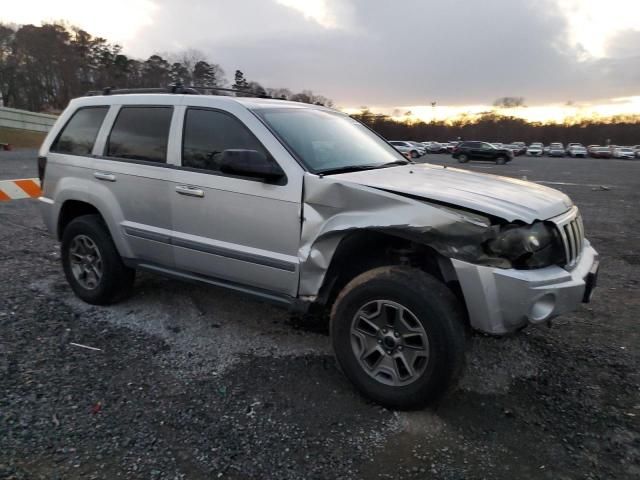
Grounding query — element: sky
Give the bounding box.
[3,0,640,122]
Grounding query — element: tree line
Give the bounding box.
[0,22,332,112]
[351,109,640,146]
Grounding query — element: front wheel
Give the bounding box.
[496,156,507,164]
[457,154,468,163]
[330,266,467,409]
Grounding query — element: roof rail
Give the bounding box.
[189,85,272,98]
[86,83,272,98]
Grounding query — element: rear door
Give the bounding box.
[169,104,303,297]
[89,102,176,267]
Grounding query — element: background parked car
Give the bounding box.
[612,147,636,159]
[526,142,544,156]
[389,141,424,158]
[590,146,612,158]
[452,141,513,164]
[566,143,582,153]
[427,141,445,153]
[502,144,523,156]
[440,142,453,153]
[548,143,565,157]
[512,142,527,155]
[408,141,428,156]
[632,145,640,158]
[567,144,588,158]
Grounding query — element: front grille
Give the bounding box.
[552,207,585,268]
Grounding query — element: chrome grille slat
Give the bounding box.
[570,222,580,261]
[551,207,585,268]
[568,224,576,261]
[564,224,575,262]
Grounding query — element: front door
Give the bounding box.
[170,106,302,297]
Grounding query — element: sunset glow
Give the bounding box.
[343,96,640,124]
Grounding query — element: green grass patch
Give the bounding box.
[0,127,47,149]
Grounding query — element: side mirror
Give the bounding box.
[219,149,285,182]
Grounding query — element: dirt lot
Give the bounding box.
[1,151,638,479]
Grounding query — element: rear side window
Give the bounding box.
[51,107,108,155]
[182,108,269,172]
[106,107,173,163]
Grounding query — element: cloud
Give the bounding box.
[11,0,639,107]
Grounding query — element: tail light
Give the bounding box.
[37,156,47,184]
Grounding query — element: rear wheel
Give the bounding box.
[496,156,507,164]
[457,154,468,163]
[410,150,419,159]
[330,266,467,409]
[61,214,135,305]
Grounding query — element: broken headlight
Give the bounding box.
[485,222,563,268]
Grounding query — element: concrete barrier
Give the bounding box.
[0,107,58,133]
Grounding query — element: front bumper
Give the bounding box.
[451,240,599,335]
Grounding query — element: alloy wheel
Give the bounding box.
[350,300,430,386]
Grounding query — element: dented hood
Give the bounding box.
[329,163,573,223]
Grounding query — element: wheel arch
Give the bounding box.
[57,200,103,240]
[56,199,132,259]
[303,229,466,318]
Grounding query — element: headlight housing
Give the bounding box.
[485,222,563,268]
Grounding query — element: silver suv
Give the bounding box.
[38,89,599,409]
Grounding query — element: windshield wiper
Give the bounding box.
[374,160,412,168]
[318,160,410,176]
[317,164,384,175]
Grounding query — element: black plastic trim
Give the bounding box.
[123,226,296,272]
[133,261,293,307]
[172,237,296,272]
[123,226,171,244]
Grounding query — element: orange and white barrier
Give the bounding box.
[0,178,41,201]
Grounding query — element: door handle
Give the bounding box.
[94,171,116,182]
[175,185,205,198]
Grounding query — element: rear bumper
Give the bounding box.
[451,241,599,335]
[38,196,58,237]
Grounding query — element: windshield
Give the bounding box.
[255,108,406,173]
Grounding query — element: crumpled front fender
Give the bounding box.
[298,173,500,297]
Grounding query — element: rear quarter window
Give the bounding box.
[50,107,109,155]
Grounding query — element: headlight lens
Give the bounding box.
[485,222,562,268]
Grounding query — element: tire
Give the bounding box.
[457,154,468,163]
[61,214,135,305]
[330,266,467,410]
[410,150,419,159]
[496,156,507,165]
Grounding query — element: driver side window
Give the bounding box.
[182,108,270,172]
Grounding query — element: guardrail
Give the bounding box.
[0,107,58,133]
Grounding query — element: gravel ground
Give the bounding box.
[1,150,639,479]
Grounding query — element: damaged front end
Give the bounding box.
[298,173,512,299]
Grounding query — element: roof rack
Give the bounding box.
[87,83,272,99]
